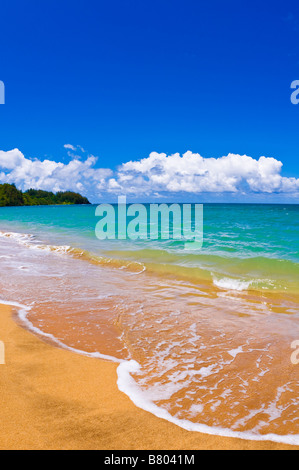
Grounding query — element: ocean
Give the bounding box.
[0,203,298,444]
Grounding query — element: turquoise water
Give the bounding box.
[0,203,299,443]
[0,203,298,295]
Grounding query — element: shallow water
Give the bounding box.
[0,204,298,444]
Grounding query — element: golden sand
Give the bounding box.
[0,304,297,450]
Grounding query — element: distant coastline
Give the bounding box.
[0,183,90,207]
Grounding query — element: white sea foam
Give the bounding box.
[0,231,35,243]
[1,298,299,446]
[1,230,299,446]
[116,360,299,446]
[0,298,122,364]
[228,345,244,358]
[213,277,253,291]
[0,230,71,255]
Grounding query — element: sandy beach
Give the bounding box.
[0,303,297,450]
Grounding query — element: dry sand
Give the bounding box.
[0,303,297,450]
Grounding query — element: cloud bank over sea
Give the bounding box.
[0,147,298,203]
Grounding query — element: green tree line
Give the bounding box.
[0,184,90,207]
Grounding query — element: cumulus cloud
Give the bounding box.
[0,148,112,197]
[0,148,298,202]
[112,151,299,196]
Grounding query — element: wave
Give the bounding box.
[0,230,72,255]
[1,229,298,297]
[213,277,253,291]
[1,298,122,363]
[0,230,146,274]
[2,298,298,446]
[117,360,299,446]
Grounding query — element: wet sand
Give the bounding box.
[0,304,297,450]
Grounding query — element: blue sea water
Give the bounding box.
[0,203,298,443]
[0,203,298,294]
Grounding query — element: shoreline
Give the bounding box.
[0,304,298,450]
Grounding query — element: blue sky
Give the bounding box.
[0,0,299,202]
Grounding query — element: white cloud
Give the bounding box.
[63,143,86,160]
[63,144,76,151]
[0,148,112,198]
[0,149,298,202]
[111,151,299,196]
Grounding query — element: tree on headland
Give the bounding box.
[55,191,90,205]
[0,184,24,206]
[0,184,90,207]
